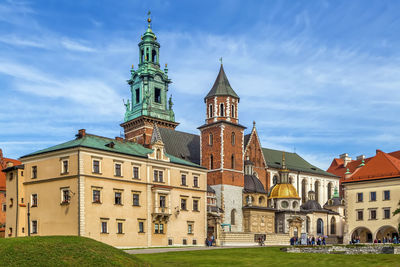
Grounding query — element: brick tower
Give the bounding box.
[121,14,178,145]
[199,64,246,231]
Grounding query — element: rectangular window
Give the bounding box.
[135,88,140,103]
[154,88,161,103]
[115,163,122,177]
[62,160,68,174]
[357,210,363,221]
[93,190,101,203]
[139,221,144,233]
[384,208,391,219]
[31,194,38,207]
[9,172,13,181]
[192,239,197,245]
[115,192,122,205]
[133,194,140,206]
[384,190,390,200]
[168,239,173,246]
[93,160,100,173]
[159,171,163,182]
[181,174,187,186]
[154,170,158,182]
[32,220,38,234]
[2,204,6,212]
[32,166,37,179]
[159,195,166,208]
[193,176,199,187]
[101,221,108,233]
[357,193,363,202]
[61,188,70,204]
[370,209,377,220]
[133,166,139,179]
[193,200,199,211]
[188,224,193,234]
[154,223,159,234]
[183,239,187,245]
[181,198,187,210]
[159,223,164,234]
[117,222,123,234]
[370,191,376,201]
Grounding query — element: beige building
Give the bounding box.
[3,129,207,247]
[341,150,400,243]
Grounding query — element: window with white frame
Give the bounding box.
[181,174,187,186]
[193,199,199,211]
[61,188,70,204]
[117,221,124,234]
[133,193,140,206]
[31,220,38,234]
[92,189,101,203]
[114,163,122,177]
[138,220,145,233]
[153,170,164,182]
[31,194,38,207]
[32,166,37,179]
[114,191,122,205]
[92,159,101,174]
[133,166,139,179]
[187,222,194,234]
[193,176,199,187]
[61,159,69,174]
[101,220,108,233]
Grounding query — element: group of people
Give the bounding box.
[351,235,399,244]
[290,236,326,246]
[205,235,215,247]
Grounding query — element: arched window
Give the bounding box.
[315,180,320,203]
[327,183,332,199]
[210,154,214,169]
[152,49,157,63]
[273,175,278,185]
[156,149,161,160]
[301,179,307,203]
[209,104,213,118]
[231,209,236,225]
[231,132,235,145]
[330,217,336,235]
[220,103,224,117]
[259,196,265,205]
[317,218,324,235]
[209,133,213,146]
[231,104,235,118]
[306,216,310,233]
[231,154,235,169]
[141,49,144,63]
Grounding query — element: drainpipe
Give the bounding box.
[77,149,81,236]
[27,202,30,237]
[16,170,19,237]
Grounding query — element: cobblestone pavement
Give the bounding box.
[124,246,259,254]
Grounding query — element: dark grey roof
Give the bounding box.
[244,134,251,148]
[207,185,215,193]
[301,200,322,211]
[244,175,267,194]
[205,65,239,100]
[158,127,200,165]
[324,197,344,207]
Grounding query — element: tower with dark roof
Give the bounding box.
[121,14,178,145]
[199,64,246,231]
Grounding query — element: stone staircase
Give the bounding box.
[219,232,290,246]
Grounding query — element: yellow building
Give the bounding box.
[3,129,207,247]
[342,150,400,243]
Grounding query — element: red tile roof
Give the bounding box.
[0,149,21,191]
[327,149,400,184]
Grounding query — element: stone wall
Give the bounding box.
[283,244,400,254]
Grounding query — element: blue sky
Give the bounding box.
[1,0,400,169]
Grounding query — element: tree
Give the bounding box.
[393,201,400,216]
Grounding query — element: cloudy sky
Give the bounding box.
[1,0,399,169]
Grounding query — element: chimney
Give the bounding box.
[356,155,365,161]
[376,149,383,154]
[115,137,124,142]
[76,129,86,139]
[340,153,352,167]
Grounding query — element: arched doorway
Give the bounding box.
[375,225,399,241]
[314,181,320,203]
[301,179,307,203]
[317,218,324,235]
[351,227,373,243]
[330,217,336,235]
[306,216,310,233]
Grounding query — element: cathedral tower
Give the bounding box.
[199,64,246,231]
[121,14,178,145]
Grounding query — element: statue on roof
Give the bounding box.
[168,95,173,110]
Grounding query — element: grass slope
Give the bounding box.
[0,236,146,267]
[135,246,400,267]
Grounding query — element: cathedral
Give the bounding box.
[121,16,344,245]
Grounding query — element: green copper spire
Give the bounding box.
[124,13,175,123]
[359,159,365,167]
[333,187,339,198]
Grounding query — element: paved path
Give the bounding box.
[124,246,258,254]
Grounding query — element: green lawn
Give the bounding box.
[135,246,400,267]
[0,236,146,267]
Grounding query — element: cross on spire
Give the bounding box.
[219,57,223,65]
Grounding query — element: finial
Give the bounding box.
[345,168,351,174]
[359,159,365,167]
[253,121,256,127]
[131,64,134,69]
[282,151,287,170]
[165,63,168,68]
[147,11,152,28]
[219,57,223,65]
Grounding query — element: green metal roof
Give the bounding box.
[21,134,203,169]
[262,148,338,177]
[205,64,239,100]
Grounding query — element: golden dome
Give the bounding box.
[268,184,300,199]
